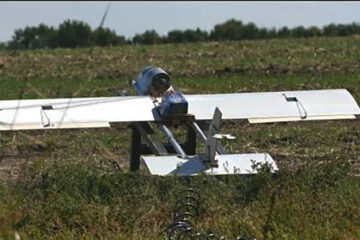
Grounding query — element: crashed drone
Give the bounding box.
[0,66,359,176]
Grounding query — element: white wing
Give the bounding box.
[0,96,155,130]
[185,89,360,123]
[0,89,358,131]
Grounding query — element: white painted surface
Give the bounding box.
[0,122,111,131]
[185,89,360,122]
[141,153,278,176]
[0,89,358,130]
[0,96,155,130]
[248,114,356,123]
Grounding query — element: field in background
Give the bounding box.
[0,36,359,239]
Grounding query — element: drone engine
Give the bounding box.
[132,66,172,97]
[132,66,188,116]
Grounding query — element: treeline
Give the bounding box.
[4,20,127,50]
[2,18,360,50]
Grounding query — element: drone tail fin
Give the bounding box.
[204,107,222,167]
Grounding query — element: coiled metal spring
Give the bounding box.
[164,187,256,240]
[165,187,200,240]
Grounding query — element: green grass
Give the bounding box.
[1,161,359,240]
[0,36,359,239]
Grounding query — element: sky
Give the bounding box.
[0,1,360,42]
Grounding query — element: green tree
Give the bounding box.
[10,27,32,49]
[258,27,269,39]
[183,28,208,42]
[307,26,321,37]
[267,27,277,39]
[210,19,244,41]
[132,30,162,45]
[166,30,185,43]
[166,28,208,44]
[291,26,307,38]
[57,20,92,48]
[347,22,360,35]
[242,22,259,40]
[9,23,58,49]
[323,23,338,37]
[278,26,290,38]
[92,27,126,46]
[7,18,360,49]
[336,23,355,36]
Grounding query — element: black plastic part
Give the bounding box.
[41,105,54,110]
[130,125,141,172]
[285,96,298,102]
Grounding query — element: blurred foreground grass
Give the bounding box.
[0,37,359,239]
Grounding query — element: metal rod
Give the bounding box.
[159,124,187,158]
[189,122,207,143]
[189,121,228,154]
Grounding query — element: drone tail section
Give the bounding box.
[141,153,278,176]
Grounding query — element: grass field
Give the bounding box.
[0,36,359,240]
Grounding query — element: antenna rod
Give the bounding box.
[99,2,111,28]
[89,1,111,55]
